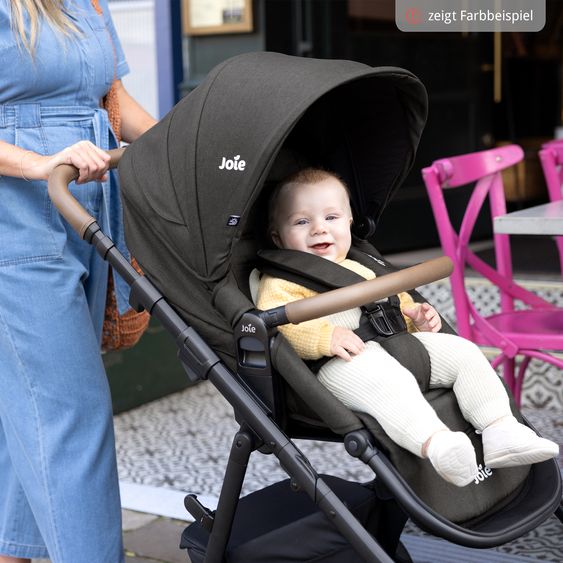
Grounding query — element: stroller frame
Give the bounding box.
[73,210,560,562]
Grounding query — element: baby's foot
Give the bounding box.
[482,417,559,469]
[426,431,478,487]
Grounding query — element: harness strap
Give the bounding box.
[258,245,432,391]
[257,248,367,290]
[257,247,408,341]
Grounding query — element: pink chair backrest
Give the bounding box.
[431,145,523,188]
[539,139,563,278]
[422,145,524,339]
[539,139,563,202]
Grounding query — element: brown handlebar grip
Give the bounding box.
[47,147,125,239]
[284,256,453,325]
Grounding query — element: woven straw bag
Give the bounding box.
[92,0,150,352]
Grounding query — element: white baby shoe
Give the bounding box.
[426,431,478,487]
[482,417,559,469]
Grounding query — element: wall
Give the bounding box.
[182,0,265,92]
[109,0,159,117]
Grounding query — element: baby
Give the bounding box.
[257,168,559,487]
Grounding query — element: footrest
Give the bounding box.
[184,494,215,532]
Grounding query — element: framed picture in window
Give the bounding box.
[183,0,253,35]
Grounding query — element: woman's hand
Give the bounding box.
[24,141,111,184]
[402,303,442,333]
[330,326,365,362]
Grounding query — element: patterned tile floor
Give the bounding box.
[114,381,563,562]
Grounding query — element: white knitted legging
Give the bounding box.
[317,327,512,457]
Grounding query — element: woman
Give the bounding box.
[0,1,156,561]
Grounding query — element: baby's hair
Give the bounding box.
[268,168,351,233]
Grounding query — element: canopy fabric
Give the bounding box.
[118,52,427,363]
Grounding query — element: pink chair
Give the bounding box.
[538,139,563,277]
[422,145,563,406]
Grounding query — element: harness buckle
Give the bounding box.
[361,301,407,337]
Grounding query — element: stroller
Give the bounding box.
[49,52,562,562]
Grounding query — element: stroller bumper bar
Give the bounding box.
[260,257,454,328]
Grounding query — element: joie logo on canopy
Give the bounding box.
[219,155,246,171]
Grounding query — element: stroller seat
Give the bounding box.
[112,52,562,561]
[243,240,544,523]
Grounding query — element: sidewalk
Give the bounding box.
[32,511,190,563]
[122,509,189,563]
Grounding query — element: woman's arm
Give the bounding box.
[114,80,157,143]
[0,82,156,183]
[0,140,110,184]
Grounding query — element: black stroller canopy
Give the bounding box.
[120,52,427,280]
[119,52,427,362]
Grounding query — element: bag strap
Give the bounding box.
[91,0,121,142]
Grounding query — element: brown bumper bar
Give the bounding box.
[262,256,453,328]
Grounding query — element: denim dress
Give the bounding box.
[0,1,130,560]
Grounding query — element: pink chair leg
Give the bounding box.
[555,237,563,279]
[502,357,516,400]
[514,356,531,408]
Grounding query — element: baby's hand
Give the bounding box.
[402,303,442,333]
[330,327,365,361]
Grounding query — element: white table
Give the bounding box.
[494,200,563,236]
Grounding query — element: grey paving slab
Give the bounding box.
[123,508,160,531]
[123,517,187,563]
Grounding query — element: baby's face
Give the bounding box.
[272,178,352,263]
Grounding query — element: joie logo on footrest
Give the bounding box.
[473,464,493,485]
[219,155,246,171]
[241,323,256,334]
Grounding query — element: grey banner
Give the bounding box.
[396,0,545,32]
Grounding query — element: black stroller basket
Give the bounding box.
[48,52,562,562]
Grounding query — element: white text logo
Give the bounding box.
[473,464,493,485]
[219,155,246,171]
[241,323,256,334]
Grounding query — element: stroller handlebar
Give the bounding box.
[47,148,125,239]
[283,256,454,325]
